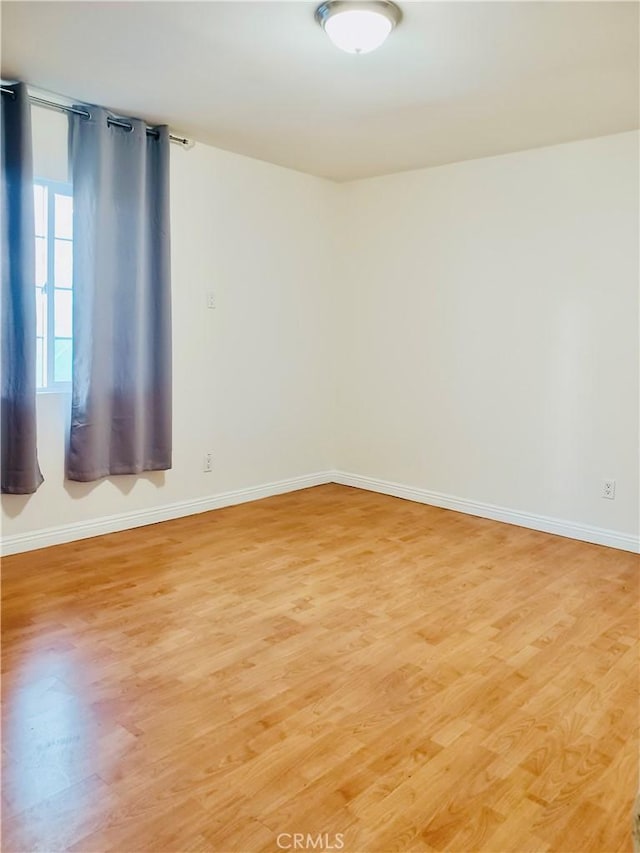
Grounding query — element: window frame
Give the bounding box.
[34,177,73,393]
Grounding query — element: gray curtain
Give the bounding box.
[67,107,172,481]
[1,82,43,494]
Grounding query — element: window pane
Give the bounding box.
[36,338,44,388]
[54,338,72,383]
[54,289,72,337]
[35,287,47,337]
[35,236,47,287]
[34,184,47,237]
[54,239,72,288]
[55,194,73,239]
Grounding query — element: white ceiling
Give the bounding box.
[2,1,638,181]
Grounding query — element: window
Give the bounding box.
[34,179,73,390]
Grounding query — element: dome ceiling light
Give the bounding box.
[315,1,402,54]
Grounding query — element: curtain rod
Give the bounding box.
[1,86,193,148]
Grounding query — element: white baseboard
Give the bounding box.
[332,471,640,554]
[3,469,638,556]
[1,471,333,556]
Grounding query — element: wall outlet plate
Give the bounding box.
[602,479,616,500]
[204,452,213,473]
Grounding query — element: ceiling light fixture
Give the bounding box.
[315,0,402,54]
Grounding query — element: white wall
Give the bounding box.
[1,107,337,540]
[2,114,638,551]
[336,131,640,540]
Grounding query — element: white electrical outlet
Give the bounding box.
[203,452,213,473]
[206,292,216,309]
[602,479,616,500]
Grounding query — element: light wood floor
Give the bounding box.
[2,484,638,853]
